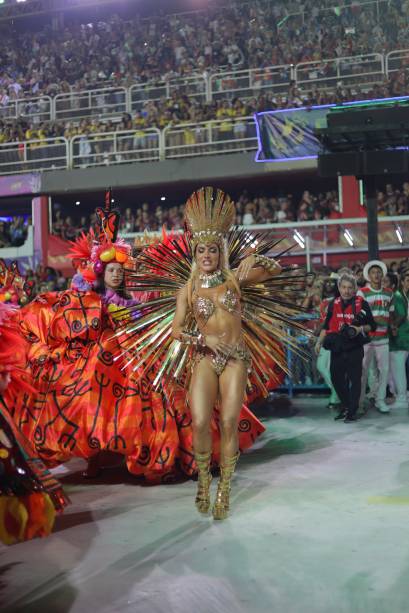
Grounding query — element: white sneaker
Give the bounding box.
[375,401,390,413]
[389,399,409,410]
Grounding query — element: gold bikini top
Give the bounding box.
[192,282,241,324]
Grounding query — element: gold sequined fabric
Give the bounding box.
[193,296,215,323]
[192,343,251,376]
[220,288,240,314]
[193,283,241,325]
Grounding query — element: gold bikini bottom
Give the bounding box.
[192,342,252,376]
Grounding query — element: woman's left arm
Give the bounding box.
[235,254,282,285]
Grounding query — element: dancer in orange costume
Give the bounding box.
[0,301,69,546]
[2,195,265,483]
[113,187,308,518]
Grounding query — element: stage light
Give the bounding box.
[75,201,80,206]
[111,198,115,203]
[160,196,166,201]
[293,230,305,249]
[395,226,403,244]
[343,229,354,246]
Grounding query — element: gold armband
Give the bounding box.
[254,254,279,273]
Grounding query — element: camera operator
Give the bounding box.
[315,273,376,422]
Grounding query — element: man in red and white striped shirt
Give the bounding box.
[357,260,394,413]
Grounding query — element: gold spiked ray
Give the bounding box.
[110,223,311,401]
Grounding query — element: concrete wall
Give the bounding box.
[41,153,317,194]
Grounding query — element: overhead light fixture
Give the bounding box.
[160,196,166,201]
[293,229,305,249]
[396,226,403,244]
[75,201,80,206]
[343,229,354,246]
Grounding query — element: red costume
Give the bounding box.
[1,196,264,483]
[2,288,264,482]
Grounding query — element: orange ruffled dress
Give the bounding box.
[3,289,264,483]
[0,407,69,545]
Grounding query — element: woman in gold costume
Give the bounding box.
[116,187,307,520]
[171,190,281,520]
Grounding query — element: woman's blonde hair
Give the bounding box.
[186,239,240,308]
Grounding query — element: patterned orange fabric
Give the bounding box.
[3,290,264,483]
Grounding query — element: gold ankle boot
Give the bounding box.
[212,452,240,520]
[194,451,212,514]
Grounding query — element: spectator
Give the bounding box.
[0,220,10,247]
[9,216,26,246]
[357,260,394,413]
[389,268,409,410]
[383,272,399,292]
[315,275,341,409]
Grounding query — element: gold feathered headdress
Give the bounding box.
[184,187,235,249]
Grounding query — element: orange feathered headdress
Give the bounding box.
[67,190,132,285]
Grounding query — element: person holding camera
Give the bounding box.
[315,272,376,422]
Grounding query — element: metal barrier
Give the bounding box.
[0,95,52,122]
[234,216,409,268]
[127,216,409,273]
[4,107,409,173]
[0,137,68,175]
[0,46,404,127]
[385,49,409,77]
[163,116,258,159]
[210,65,294,100]
[295,53,385,90]
[278,314,325,397]
[54,87,128,121]
[129,74,207,112]
[70,128,161,169]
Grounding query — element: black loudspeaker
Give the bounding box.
[328,105,409,128]
[362,150,408,175]
[318,152,362,177]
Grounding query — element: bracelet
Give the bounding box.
[180,331,206,347]
[254,254,279,274]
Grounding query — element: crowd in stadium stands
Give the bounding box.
[0,72,408,149]
[0,0,408,149]
[7,256,409,311]
[0,0,408,98]
[23,264,68,294]
[46,180,409,239]
[1,182,407,250]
